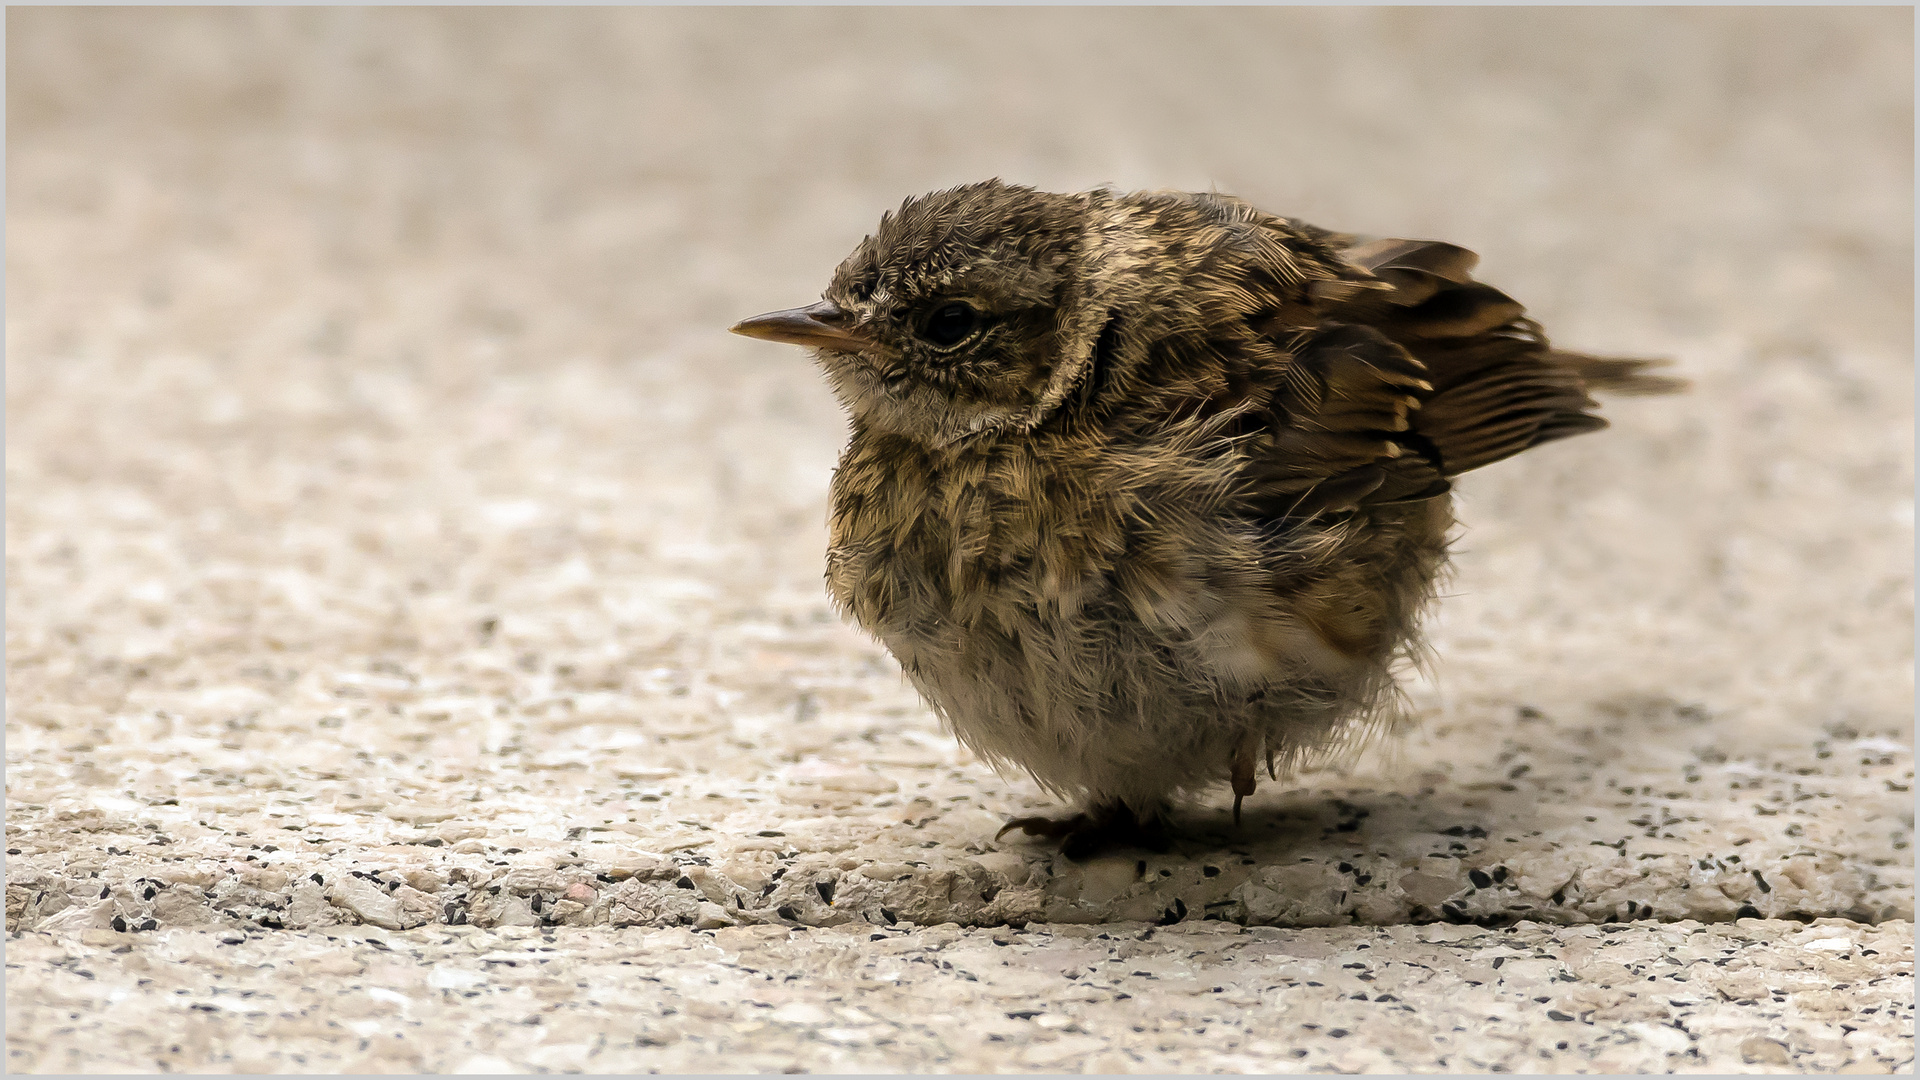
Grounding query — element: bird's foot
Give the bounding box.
[996,804,1170,861]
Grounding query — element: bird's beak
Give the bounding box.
[729,300,870,351]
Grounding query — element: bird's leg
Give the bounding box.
[997,802,1170,861]
[1231,735,1260,827]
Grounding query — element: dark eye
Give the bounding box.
[920,301,981,348]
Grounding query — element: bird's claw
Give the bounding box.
[995,814,1090,842]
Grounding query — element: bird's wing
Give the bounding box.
[1234,321,1452,521]
[1304,236,1676,482]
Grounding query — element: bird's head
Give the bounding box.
[731,180,1117,445]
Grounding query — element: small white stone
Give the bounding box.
[426,967,488,990]
[768,1001,833,1025]
[328,875,403,930]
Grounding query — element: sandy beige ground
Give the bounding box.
[6,7,1913,1074]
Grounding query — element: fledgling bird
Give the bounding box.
[733,181,1679,859]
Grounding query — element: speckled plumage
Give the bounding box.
[734,180,1676,857]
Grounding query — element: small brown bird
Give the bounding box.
[733,181,1677,859]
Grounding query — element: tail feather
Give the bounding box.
[1550,352,1690,396]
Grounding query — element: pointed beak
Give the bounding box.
[729,300,870,351]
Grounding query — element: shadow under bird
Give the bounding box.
[733,181,1680,859]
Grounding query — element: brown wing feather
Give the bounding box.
[1320,237,1681,478]
[1239,324,1449,520]
[1186,221,1676,525]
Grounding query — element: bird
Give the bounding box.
[731,180,1679,860]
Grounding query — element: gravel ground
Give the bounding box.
[6,7,1912,1073]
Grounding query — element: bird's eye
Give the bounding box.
[920,301,981,349]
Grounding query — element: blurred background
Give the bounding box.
[6,9,1911,802]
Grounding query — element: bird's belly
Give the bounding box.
[828,483,1451,805]
[870,583,1214,803]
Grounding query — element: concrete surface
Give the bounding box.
[6,7,1912,1073]
[7,920,1912,1074]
